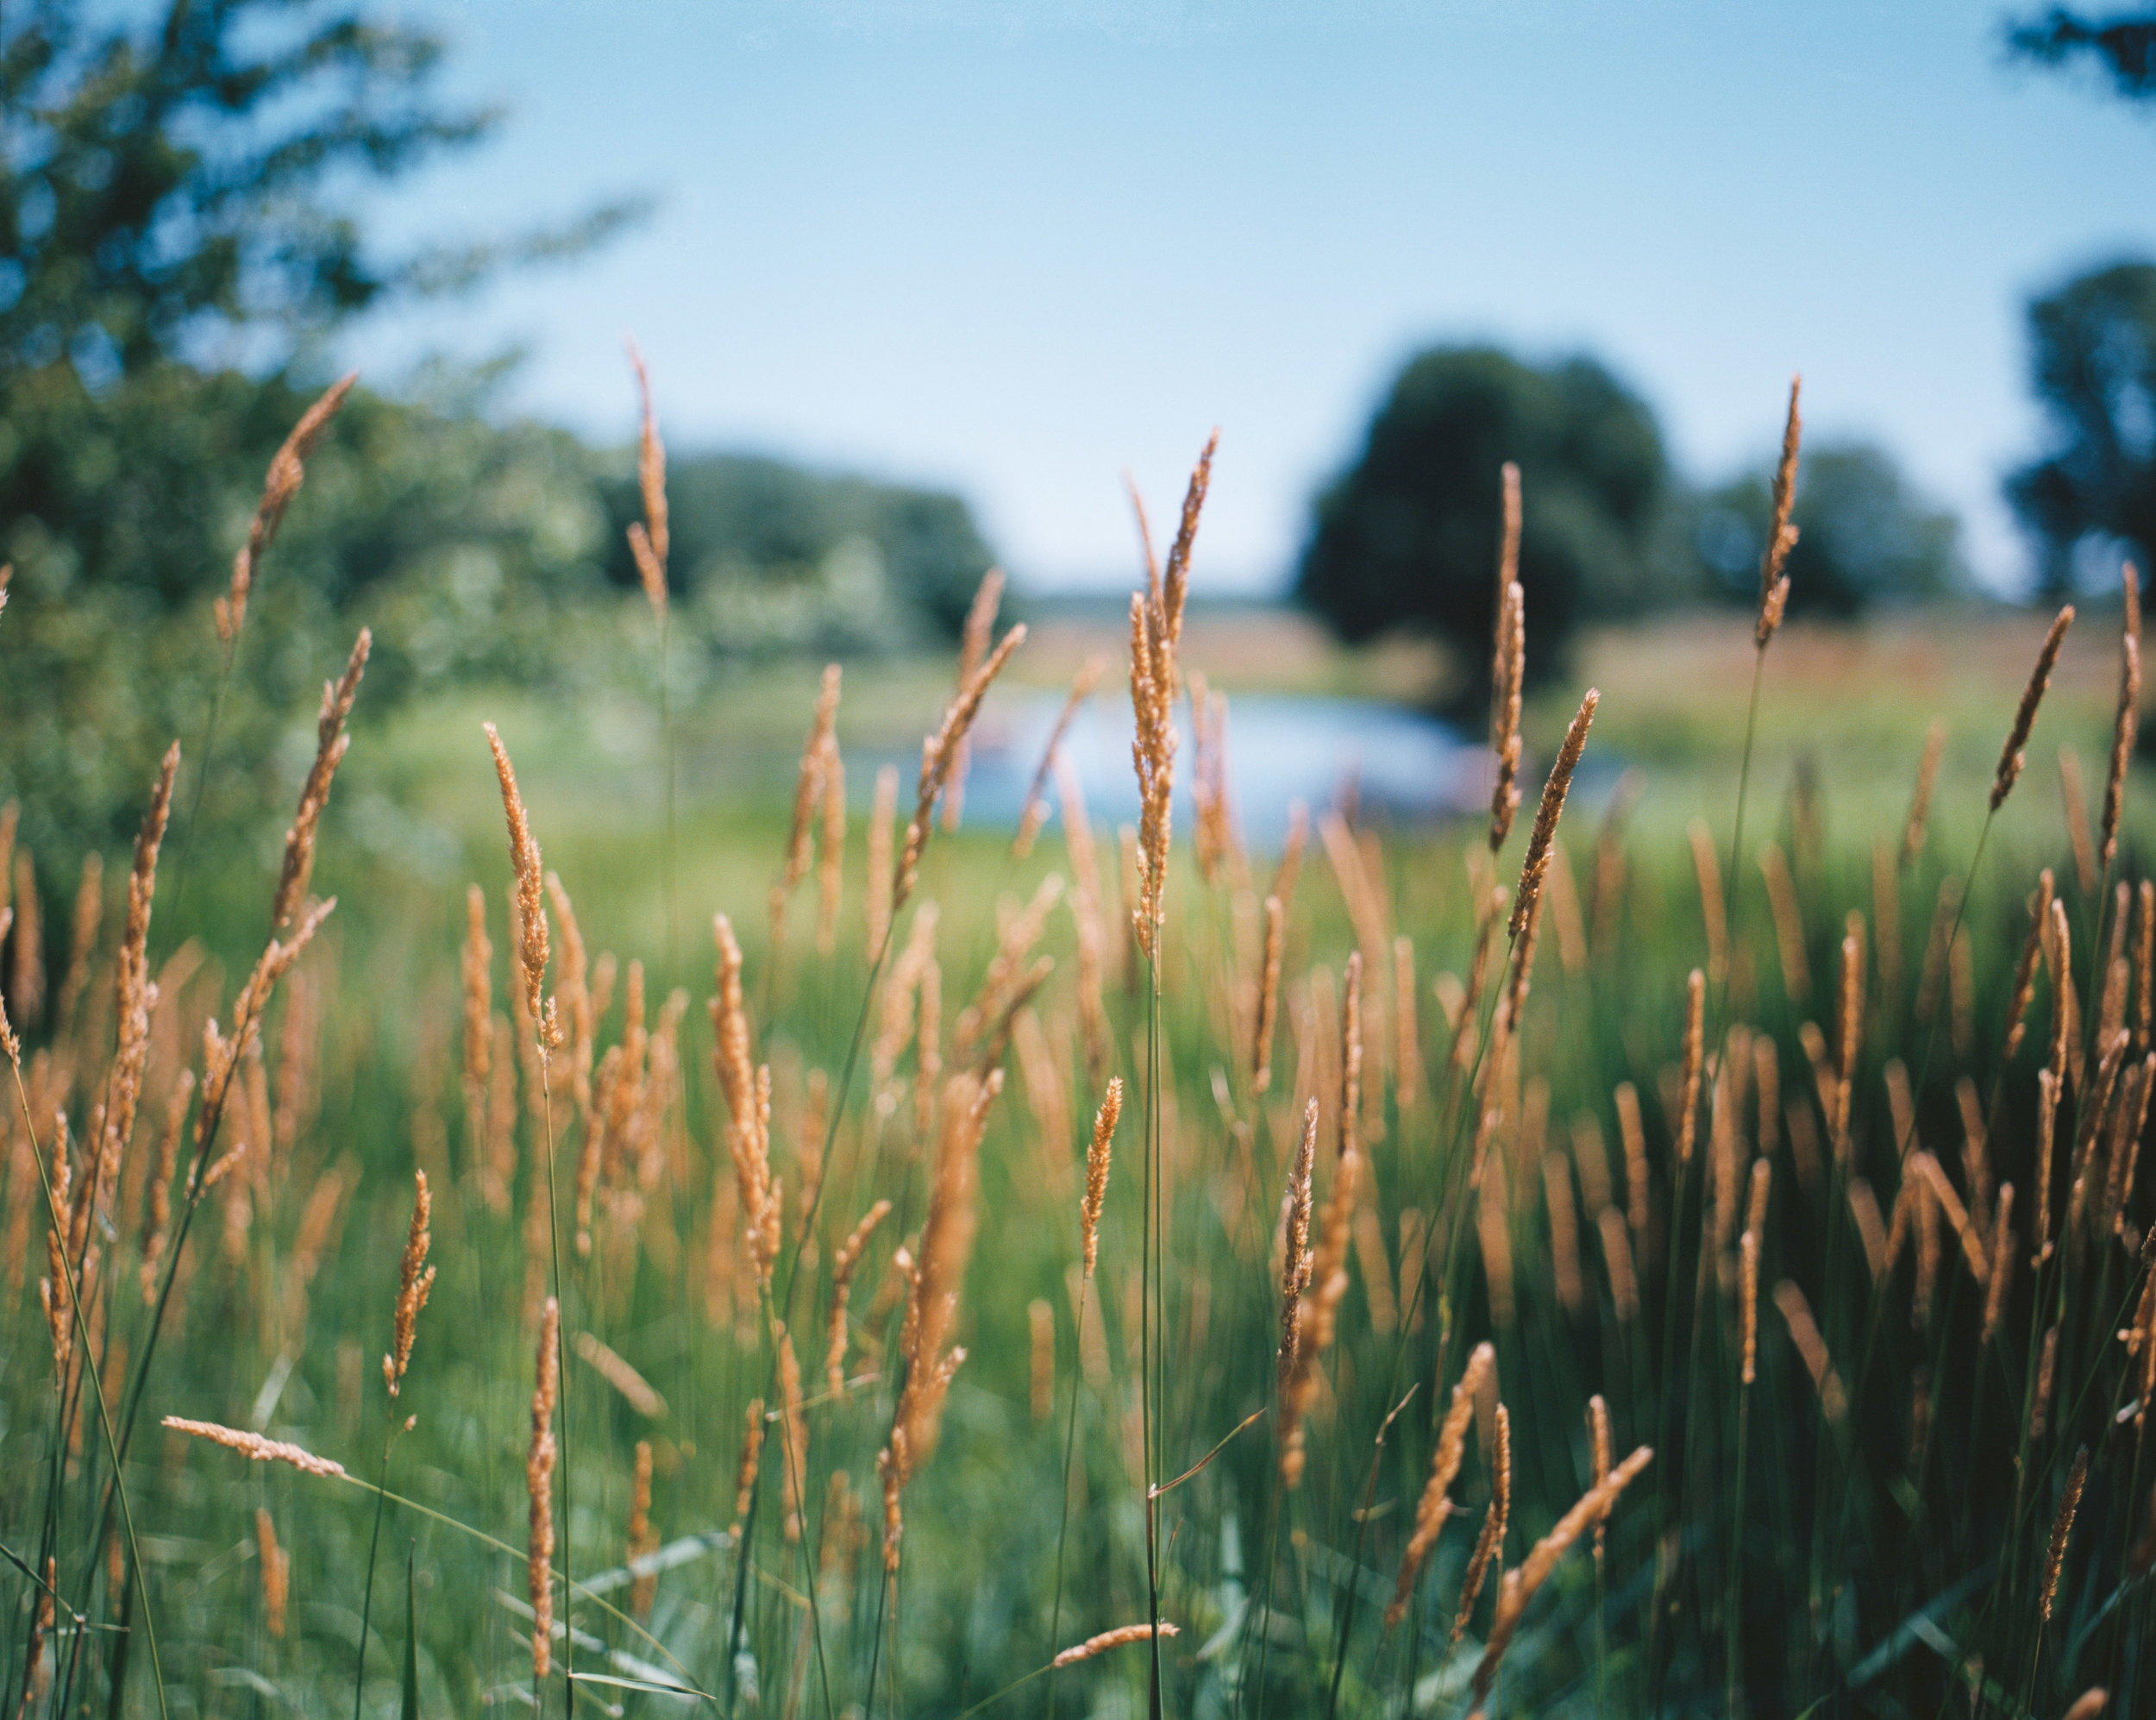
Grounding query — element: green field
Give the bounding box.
[4,599,2153,1719]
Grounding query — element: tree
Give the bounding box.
[600,453,999,646]
[2008,9,2156,105]
[1294,346,1670,704]
[2005,261,2156,594]
[1692,442,1965,618]
[0,0,636,380]
[0,0,638,613]
[0,0,636,852]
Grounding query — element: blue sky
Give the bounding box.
[345,0,2156,597]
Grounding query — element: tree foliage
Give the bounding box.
[2008,8,2156,105]
[1694,441,1966,618]
[1294,345,1670,703]
[600,453,998,648]
[2006,261,2156,593]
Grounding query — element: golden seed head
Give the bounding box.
[161,1417,348,1478]
[1079,1077,1123,1277]
[1052,1622,1181,1668]
[383,1170,436,1398]
[2040,1446,2088,1624]
[1993,606,2076,811]
[1509,688,1600,939]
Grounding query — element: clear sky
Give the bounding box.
[343,0,2156,598]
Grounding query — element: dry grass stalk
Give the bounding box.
[1394,933,1425,1107]
[1612,1081,1649,1241]
[1052,1622,1180,1667]
[878,1070,1002,1571]
[1598,1206,1639,1320]
[91,744,179,1233]
[215,373,356,643]
[731,1398,765,1535]
[1282,1096,1361,1488]
[2040,1446,2088,1625]
[1384,1340,1495,1628]
[824,1198,893,1395]
[1452,1403,1512,1644]
[1993,606,2076,811]
[624,339,669,615]
[896,623,1028,918]
[1250,895,1285,1095]
[2032,1325,2059,1441]
[1127,439,1219,964]
[2135,880,2154,1055]
[1773,1280,1847,1423]
[573,1330,666,1419]
[527,1296,561,1680]
[271,628,369,932]
[1079,1077,1123,1277]
[942,569,1006,832]
[1509,689,1600,939]
[1902,719,1946,866]
[163,1416,348,1478]
[1759,842,1811,1003]
[1837,916,1865,1147]
[256,1506,289,1638]
[1688,819,1727,984]
[1677,970,1706,1168]
[627,1439,656,1618]
[483,725,551,1037]
[1911,1152,1990,1285]
[461,884,493,1172]
[775,1321,807,1541]
[2059,748,2099,896]
[1274,1099,1319,1447]
[1028,1298,1055,1422]
[774,665,843,953]
[2103,635,2141,874]
[1468,1444,1655,1718]
[2049,898,2077,1094]
[1012,655,1107,857]
[383,1170,436,1398]
[2004,872,2058,1065]
[1982,1183,2016,1344]
[1753,377,1801,646]
[1489,577,1526,851]
[710,914,777,1289]
[1739,1228,1762,1383]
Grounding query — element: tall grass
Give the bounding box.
[0,392,2153,1720]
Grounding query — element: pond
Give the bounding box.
[920,689,1491,848]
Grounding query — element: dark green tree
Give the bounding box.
[1693,442,1966,618]
[1294,346,1670,705]
[2005,261,2156,594]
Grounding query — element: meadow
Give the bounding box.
[3,400,2153,1720]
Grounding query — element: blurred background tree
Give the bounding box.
[599,454,998,654]
[2004,261,2156,594]
[1294,345,1672,709]
[0,0,999,859]
[1692,441,1967,618]
[2008,9,2156,105]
